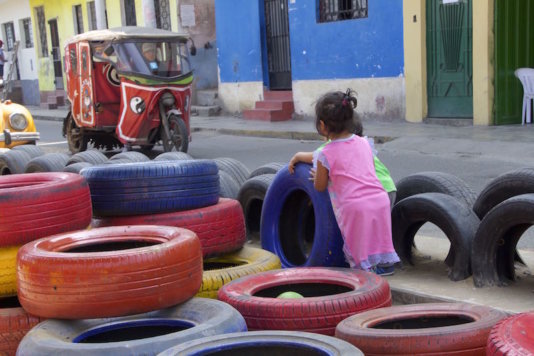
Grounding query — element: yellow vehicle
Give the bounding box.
[0,100,40,148]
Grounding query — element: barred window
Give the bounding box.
[318,0,368,23]
[124,0,137,26]
[35,6,48,57]
[74,4,84,34]
[21,18,34,48]
[3,22,15,50]
[87,1,97,31]
[154,0,171,30]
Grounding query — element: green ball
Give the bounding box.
[277,291,304,299]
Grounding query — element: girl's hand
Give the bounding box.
[288,152,313,174]
[288,154,299,174]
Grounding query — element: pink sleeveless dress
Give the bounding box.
[317,135,399,270]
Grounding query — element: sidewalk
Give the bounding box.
[29,105,534,314]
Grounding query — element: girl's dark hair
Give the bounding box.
[315,89,357,135]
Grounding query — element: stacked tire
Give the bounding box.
[0,172,93,353]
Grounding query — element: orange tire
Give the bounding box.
[17,225,202,319]
[0,298,42,355]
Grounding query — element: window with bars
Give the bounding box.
[318,0,368,23]
[35,6,48,57]
[74,4,84,34]
[21,18,34,48]
[3,22,15,50]
[124,0,137,26]
[87,1,97,31]
[154,0,171,30]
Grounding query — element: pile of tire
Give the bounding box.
[0,171,93,354]
[487,310,534,354]
[15,225,248,355]
[85,159,281,299]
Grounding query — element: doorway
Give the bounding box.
[426,0,472,118]
[48,19,64,90]
[264,0,292,90]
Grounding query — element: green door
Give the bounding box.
[494,0,534,125]
[426,0,473,118]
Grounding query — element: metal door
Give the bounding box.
[48,19,64,90]
[264,0,292,90]
[426,0,472,118]
[494,0,534,125]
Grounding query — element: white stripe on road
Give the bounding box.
[37,141,68,146]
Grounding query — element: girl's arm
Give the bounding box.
[314,160,329,192]
[288,151,313,174]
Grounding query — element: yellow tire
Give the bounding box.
[198,246,281,299]
[0,246,19,297]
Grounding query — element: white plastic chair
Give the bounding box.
[515,68,534,125]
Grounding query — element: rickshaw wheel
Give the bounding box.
[66,114,88,154]
[164,115,189,153]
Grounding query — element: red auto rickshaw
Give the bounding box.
[62,26,195,153]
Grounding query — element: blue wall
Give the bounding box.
[191,41,219,89]
[288,0,404,80]
[215,0,264,83]
[215,0,404,84]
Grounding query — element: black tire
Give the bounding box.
[154,151,194,161]
[163,114,189,153]
[472,194,534,287]
[63,162,93,174]
[0,150,32,175]
[219,170,240,199]
[248,162,285,179]
[24,153,71,173]
[81,160,220,216]
[108,151,150,163]
[395,171,476,208]
[66,150,109,166]
[64,113,88,154]
[17,298,247,356]
[11,145,45,159]
[214,157,251,187]
[473,168,534,219]
[237,174,275,240]
[159,331,363,355]
[391,193,480,281]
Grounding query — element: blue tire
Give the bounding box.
[260,163,346,267]
[16,298,247,356]
[158,330,363,355]
[81,160,219,217]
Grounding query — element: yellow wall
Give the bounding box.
[403,0,494,125]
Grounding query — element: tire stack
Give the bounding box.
[16,225,248,355]
[0,172,93,354]
[86,159,281,299]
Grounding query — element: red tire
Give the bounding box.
[92,198,246,258]
[335,303,507,355]
[0,298,42,355]
[17,225,202,319]
[487,312,534,355]
[0,172,92,247]
[217,267,391,335]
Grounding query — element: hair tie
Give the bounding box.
[342,98,348,106]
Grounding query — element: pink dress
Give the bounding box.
[317,134,399,270]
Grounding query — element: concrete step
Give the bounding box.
[191,105,221,117]
[255,100,294,112]
[264,90,293,101]
[196,89,219,107]
[243,108,292,122]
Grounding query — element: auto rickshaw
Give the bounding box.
[62,26,195,153]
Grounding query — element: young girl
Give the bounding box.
[289,89,399,275]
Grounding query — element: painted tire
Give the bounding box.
[0,246,19,297]
[92,198,246,258]
[17,225,202,319]
[391,193,479,281]
[219,170,240,199]
[394,171,476,208]
[238,174,275,240]
[473,168,534,219]
[64,161,93,174]
[248,162,285,179]
[17,298,246,356]
[24,153,71,173]
[154,151,193,161]
[0,297,42,355]
[261,164,345,267]
[11,144,45,159]
[198,246,281,299]
[66,149,109,166]
[335,303,507,355]
[108,151,150,163]
[0,150,33,175]
[158,330,363,355]
[0,172,92,246]
[81,160,220,216]
[487,311,534,355]
[217,267,391,335]
[214,157,251,187]
[472,194,534,287]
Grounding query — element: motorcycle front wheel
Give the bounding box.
[163,114,189,153]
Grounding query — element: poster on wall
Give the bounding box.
[180,5,196,27]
